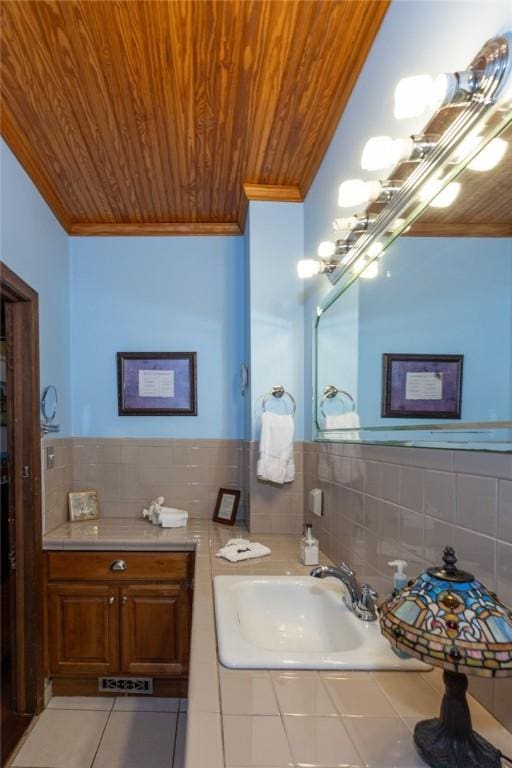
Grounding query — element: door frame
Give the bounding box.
[1,261,44,715]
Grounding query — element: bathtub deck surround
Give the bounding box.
[39,519,512,768]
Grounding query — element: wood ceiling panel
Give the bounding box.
[406,120,512,237]
[1,0,389,234]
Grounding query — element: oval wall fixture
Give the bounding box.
[298,33,512,285]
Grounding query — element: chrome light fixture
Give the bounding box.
[332,214,376,234]
[361,134,438,171]
[297,258,338,279]
[299,32,512,284]
[337,178,401,208]
[297,238,354,279]
[393,68,483,121]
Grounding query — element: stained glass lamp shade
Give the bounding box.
[380,547,512,768]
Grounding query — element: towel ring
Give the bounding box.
[320,385,355,418]
[262,385,296,415]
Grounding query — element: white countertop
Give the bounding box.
[43,517,201,551]
[43,518,512,768]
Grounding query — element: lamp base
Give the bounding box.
[413,670,501,768]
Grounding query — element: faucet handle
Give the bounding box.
[360,584,379,610]
[356,584,379,621]
[339,562,355,577]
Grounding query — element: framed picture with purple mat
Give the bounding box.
[382,353,463,419]
[117,352,197,416]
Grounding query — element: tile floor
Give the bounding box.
[8,697,187,768]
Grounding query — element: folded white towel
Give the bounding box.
[216,538,271,563]
[257,411,295,485]
[324,411,360,440]
[158,508,189,528]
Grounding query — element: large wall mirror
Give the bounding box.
[315,113,512,451]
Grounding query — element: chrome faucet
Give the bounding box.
[310,562,379,621]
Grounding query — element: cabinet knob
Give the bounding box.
[121,596,128,605]
[108,596,115,605]
[110,559,127,572]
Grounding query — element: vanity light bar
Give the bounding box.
[321,33,512,287]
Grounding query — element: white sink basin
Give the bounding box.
[214,575,429,671]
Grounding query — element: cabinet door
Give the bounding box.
[120,584,190,676]
[48,583,119,676]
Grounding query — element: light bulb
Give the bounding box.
[419,179,461,208]
[297,259,321,279]
[467,138,507,171]
[332,216,359,232]
[394,74,433,120]
[429,73,459,110]
[338,179,382,208]
[367,241,385,259]
[361,261,379,279]
[317,240,336,259]
[389,217,406,233]
[430,182,461,208]
[352,256,368,275]
[361,136,413,171]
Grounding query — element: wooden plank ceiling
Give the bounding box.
[408,121,512,237]
[1,0,389,235]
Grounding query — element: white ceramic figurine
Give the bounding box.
[142,496,165,525]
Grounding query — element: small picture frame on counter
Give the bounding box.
[68,490,100,522]
[213,488,240,526]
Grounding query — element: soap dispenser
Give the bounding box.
[388,559,411,659]
[300,524,319,566]
[388,559,408,596]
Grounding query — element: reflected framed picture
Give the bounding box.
[68,490,99,522]
[117,352,197,416]
[213,488,241,526]
[382,353,463,419]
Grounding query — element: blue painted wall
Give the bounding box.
[303,0,512,439]
[245,201,305,440]
[70,236,245,438]
[1,140,71,435]
[243,213,252,440]
[316,280,359,426]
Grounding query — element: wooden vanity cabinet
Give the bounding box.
[44,551,193,692]
[47,582,120,676]
[120,584,190,676]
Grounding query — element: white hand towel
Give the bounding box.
[324,411,360,440]
[216,539,271,563]
[158,507,189,528]
[256,411,295,485]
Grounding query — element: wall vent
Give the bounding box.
[98,677,153,694]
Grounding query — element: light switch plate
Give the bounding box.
[309,488,323,517]
[46,446,55,470]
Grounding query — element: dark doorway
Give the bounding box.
[0,263,43,765]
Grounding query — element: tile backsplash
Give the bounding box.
[43,437,243,528]
[246,441,304,535]
[42,437,73,534]
[303,441,512,731]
